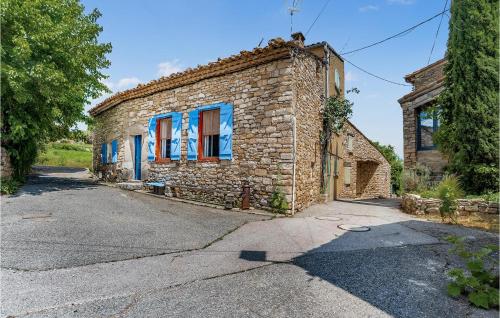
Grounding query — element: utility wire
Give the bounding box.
[305,0,332,36]
[427,0,449,64]
[343,58,412,87]
[341,8,450,55]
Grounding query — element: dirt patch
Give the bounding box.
[415,212,499,233]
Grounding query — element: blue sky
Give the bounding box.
[81,0,449,157]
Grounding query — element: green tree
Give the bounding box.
[435,0,499,194]
[373,142,403,196]
[1,0,111,179]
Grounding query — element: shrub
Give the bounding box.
[436,175,464,223]
[1,178,21,195]
[269,187,289,214]
[404,163,431,193]
[269,164,289,214]
[445,236,499,309]
[466,192,500,203]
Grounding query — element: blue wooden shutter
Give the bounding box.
[101,143,107,164]
[187,110,199,160]
[171,112,182,160]
[111,140,118,163]
[219,103,233,160]
[147,117,157,161]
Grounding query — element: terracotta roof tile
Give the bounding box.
[90,38,299,116]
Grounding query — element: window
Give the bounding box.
[156,118,172,161]
[187,103,233,161]
[200,109,220,159]
[147,112,181,162]
[334,69,340,90]
[347,134,354,152]
[417,108,439,150]
[107,142,112,163]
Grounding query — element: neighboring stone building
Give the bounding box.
[326,122,391,200]
[399,58,448,180]
[90,33,390,213]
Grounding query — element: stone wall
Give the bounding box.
[335,122,391,199]
[401,194,499,215]
[292,49,324,211]
[1,147,13,178]
[94,51,322,211]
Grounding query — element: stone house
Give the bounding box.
[398,58,447,180]
[90,33,390,213]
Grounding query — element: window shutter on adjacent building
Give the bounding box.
[111,140,118,163]
[147,117,157,161]
[187,109,199,160]
[219,103,233,160]
[344,166,351,185]
[171,112,182,160]
[101,143,107,164]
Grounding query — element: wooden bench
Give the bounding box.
[144,181,165,195]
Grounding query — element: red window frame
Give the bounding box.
[155,118,172,163]
[198,109,220,162]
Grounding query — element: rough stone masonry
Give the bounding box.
[90,35,390,213]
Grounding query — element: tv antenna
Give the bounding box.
[288,0,301,36]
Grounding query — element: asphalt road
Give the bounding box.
[1,167,267,271]
[1,166,498,317]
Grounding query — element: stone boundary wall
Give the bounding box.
[401,193,499,215]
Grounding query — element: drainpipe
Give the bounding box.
[324,43,330,99]
[291,115,297,215]
[322,43,331,196]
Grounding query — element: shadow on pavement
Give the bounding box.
[32,166,88,174]
[337,198,402,209]
[10,166,97,197]
[240,220,498,318]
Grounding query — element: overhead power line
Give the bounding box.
[305,0,332,36]
[427,0,449,64]
[341,8,450,55]
[343,58,412,87]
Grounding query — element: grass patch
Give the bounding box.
[36,142,92,169]
[466,192,500,203]
[1,178,21,195]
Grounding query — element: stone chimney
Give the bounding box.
[291,32,305,48]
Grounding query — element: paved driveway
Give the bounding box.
[1,166,267,271]
[1,167,498,317]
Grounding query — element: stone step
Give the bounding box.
[117,181,143,191]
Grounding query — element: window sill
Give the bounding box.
[417,147,438,151]
[155,159,173,164]
[198,158,220,163]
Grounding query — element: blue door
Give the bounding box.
[134,135,142,180]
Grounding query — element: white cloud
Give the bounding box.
[345,71,358,83]
[359,5,379,12]
[157,59,183,77]
[116,77,141,90]
[387,0,415,4]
